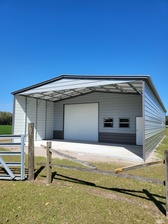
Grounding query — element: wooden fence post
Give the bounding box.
[165,150,168,218]
[28,123,34,181]
[46,142,52,184]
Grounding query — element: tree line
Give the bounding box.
[0,112,12,125]
[0,111,167,125]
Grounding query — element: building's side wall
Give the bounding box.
[13,96,54,141]
[144,82,166,160]
[13,95,26,136]
[54,92,142,144]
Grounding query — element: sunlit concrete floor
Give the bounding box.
[25,140,144,163]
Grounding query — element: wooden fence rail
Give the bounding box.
[115,160,164,174]
[50,148,97,169]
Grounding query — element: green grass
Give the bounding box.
[0,125,12,135]
[0,129,168,224]
[155,128,168,159]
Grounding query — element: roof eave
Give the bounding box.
[11,74,149,95]
[11,74,166,112]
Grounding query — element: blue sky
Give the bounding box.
[0,0,168,113]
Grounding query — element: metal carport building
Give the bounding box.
[12,75,166,161]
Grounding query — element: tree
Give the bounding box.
[0,112,12,125]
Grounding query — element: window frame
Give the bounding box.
[103,117,113,128]
[119,117,130,128]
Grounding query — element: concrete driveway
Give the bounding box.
[25,140,144,163]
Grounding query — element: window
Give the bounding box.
[104,118,113,127]
[119,118,130,128]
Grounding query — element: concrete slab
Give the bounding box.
[25,140,144,163]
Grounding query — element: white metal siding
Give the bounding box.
[13,95,26,135]
[13,96,54,141]
[54,92,142,134]
[98,93,142,134]
[144,82,166,159]
[46,101,54,139]
[26,98,36,141]
[36,100,46,140]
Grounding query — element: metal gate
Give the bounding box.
[0,134,25,180]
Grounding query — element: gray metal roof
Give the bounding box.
[12,75,166,112]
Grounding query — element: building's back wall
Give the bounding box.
[54,92,142,144]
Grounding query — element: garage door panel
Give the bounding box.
[64,103,98,141]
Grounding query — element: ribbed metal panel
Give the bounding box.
[144,82,166,160]
[36,100,46,140]
[25,97,36,141]
[13,96,26,136]
[45,101,54,139]
[99,132,136,144]
[18,79,134,94]
[53,131,136,144]
[13,96,54,141]
[54,92,142,140]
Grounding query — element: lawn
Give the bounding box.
[0,129,168,224]
[0,125,12,135]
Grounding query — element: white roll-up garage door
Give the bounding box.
[64,103,98,141]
